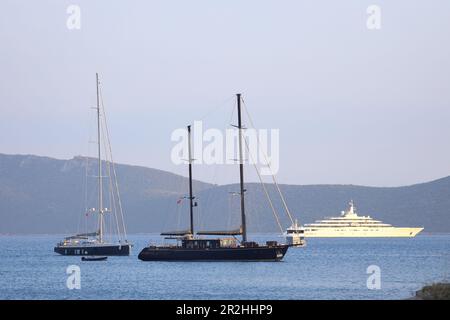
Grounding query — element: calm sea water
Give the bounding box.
[0,234,448,300]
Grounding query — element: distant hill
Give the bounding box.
[0,153,213,234]
[0,153,449,234]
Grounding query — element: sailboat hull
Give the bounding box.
[138,245,289,261]
[54,244,131,256]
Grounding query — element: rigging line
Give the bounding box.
[228,98,236,128]
[195,194,201,232]
[99,87,128,240]
[109,186,120,240]
[196,95,235,123]
[176,200,183,230]
[227,193,231,230]
[100,97,123,242]
[196,195,202,232]
[102,118,116,242]
[84,159,96,230]
[84,110,96,223]
[200,159,219,231]
[161,193,175,235]
[78,117,93,235]
[230,190,240,231]
[83,156,89,235]
[76,155,85,235]
[227,190,237,231]
[241,98,296,225]
[101,118,122,242]
[99,118,113,238]
[243,136,284,233]
[104,133,122,242]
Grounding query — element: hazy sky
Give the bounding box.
[1,0,450,186]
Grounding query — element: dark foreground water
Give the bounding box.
[0,234,448,299]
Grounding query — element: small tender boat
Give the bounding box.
[81,256,108,261]
[285,220,306,247]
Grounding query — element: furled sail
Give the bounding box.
[196,228,242,236]
[64,231,99,240]
[160,230,192,236]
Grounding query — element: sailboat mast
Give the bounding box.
[237,93,247,242]
[96,73,103,243]
[187,125,194,235]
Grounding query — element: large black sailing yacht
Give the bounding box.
[54,74,132,256]
[138,94,290,261]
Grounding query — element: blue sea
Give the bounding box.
[0,234,448,300]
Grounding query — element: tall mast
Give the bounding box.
[237,93,247,242]
[96,73,104,243]
[187,125,194,235]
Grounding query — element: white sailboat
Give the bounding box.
[54,73,132,256]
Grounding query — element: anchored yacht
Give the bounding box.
[54,74,132,256]
[303,201,423,238]
[138,94,292,262]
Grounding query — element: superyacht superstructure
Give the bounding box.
[303,201,423,238]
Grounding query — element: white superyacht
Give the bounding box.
[303,201,423,238]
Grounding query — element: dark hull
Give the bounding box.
[138,245,289,261]
[54,244,131,256]
[82,256,108,261]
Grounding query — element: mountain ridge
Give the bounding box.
[0,153,449,234]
